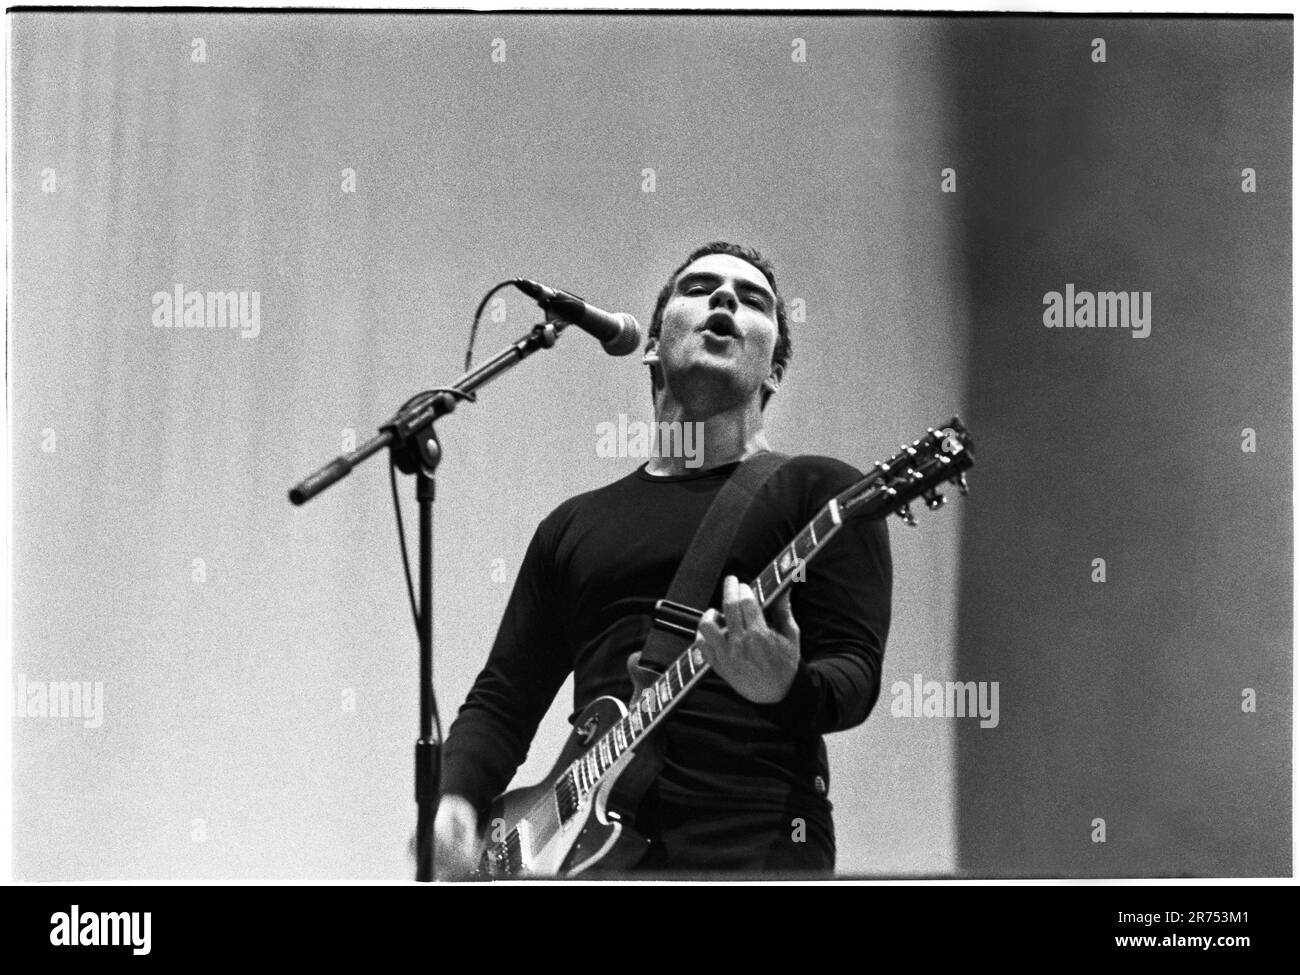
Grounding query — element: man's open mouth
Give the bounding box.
[700,312,739,338]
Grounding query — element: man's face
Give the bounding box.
[650,253,782,412]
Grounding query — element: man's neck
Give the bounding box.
[643,396,771,476]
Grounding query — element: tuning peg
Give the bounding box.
[950,473,969,496]
[923,489,945,510]
[896,503,917,527]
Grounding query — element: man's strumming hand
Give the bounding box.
[696,575,800,704]
[433,794,480,881]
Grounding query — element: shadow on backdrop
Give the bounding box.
[942,17,1291,876]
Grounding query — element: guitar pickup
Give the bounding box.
[652,599,705,638]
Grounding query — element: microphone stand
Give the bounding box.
[289,314,570,882]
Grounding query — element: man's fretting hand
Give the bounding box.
[696,575,800,704]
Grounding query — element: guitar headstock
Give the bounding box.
[837,417,974,525]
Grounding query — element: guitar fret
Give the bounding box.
[629,705,643,735]
[754,576,765,604]
[814,510,833,539]
[795,528,814,561]
[614,724,627,752]
[826,500,842,527]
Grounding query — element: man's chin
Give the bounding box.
[664,363,760,412]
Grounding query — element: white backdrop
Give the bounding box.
[10,11,966,878]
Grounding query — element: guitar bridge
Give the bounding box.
[652,599,705,638]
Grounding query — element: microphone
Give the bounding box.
[513,279,641,356]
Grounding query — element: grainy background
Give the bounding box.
[8,12,1288,878]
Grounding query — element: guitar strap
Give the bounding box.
[636,450,793,674]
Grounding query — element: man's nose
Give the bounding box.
[709,284,738,313]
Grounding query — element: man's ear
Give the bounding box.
[643,338,664,391]
[763,360,784,396]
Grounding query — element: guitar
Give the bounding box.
[474,418,974,878]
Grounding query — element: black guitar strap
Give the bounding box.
[636,450,792,674]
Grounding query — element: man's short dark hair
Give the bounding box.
[646,241,793,410]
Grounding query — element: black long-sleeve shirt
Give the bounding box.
[440,454,892,871]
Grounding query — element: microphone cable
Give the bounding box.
[465,279,527,372]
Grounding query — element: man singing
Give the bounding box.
[435,241,892,876]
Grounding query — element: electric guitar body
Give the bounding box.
[484,661,664,877]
